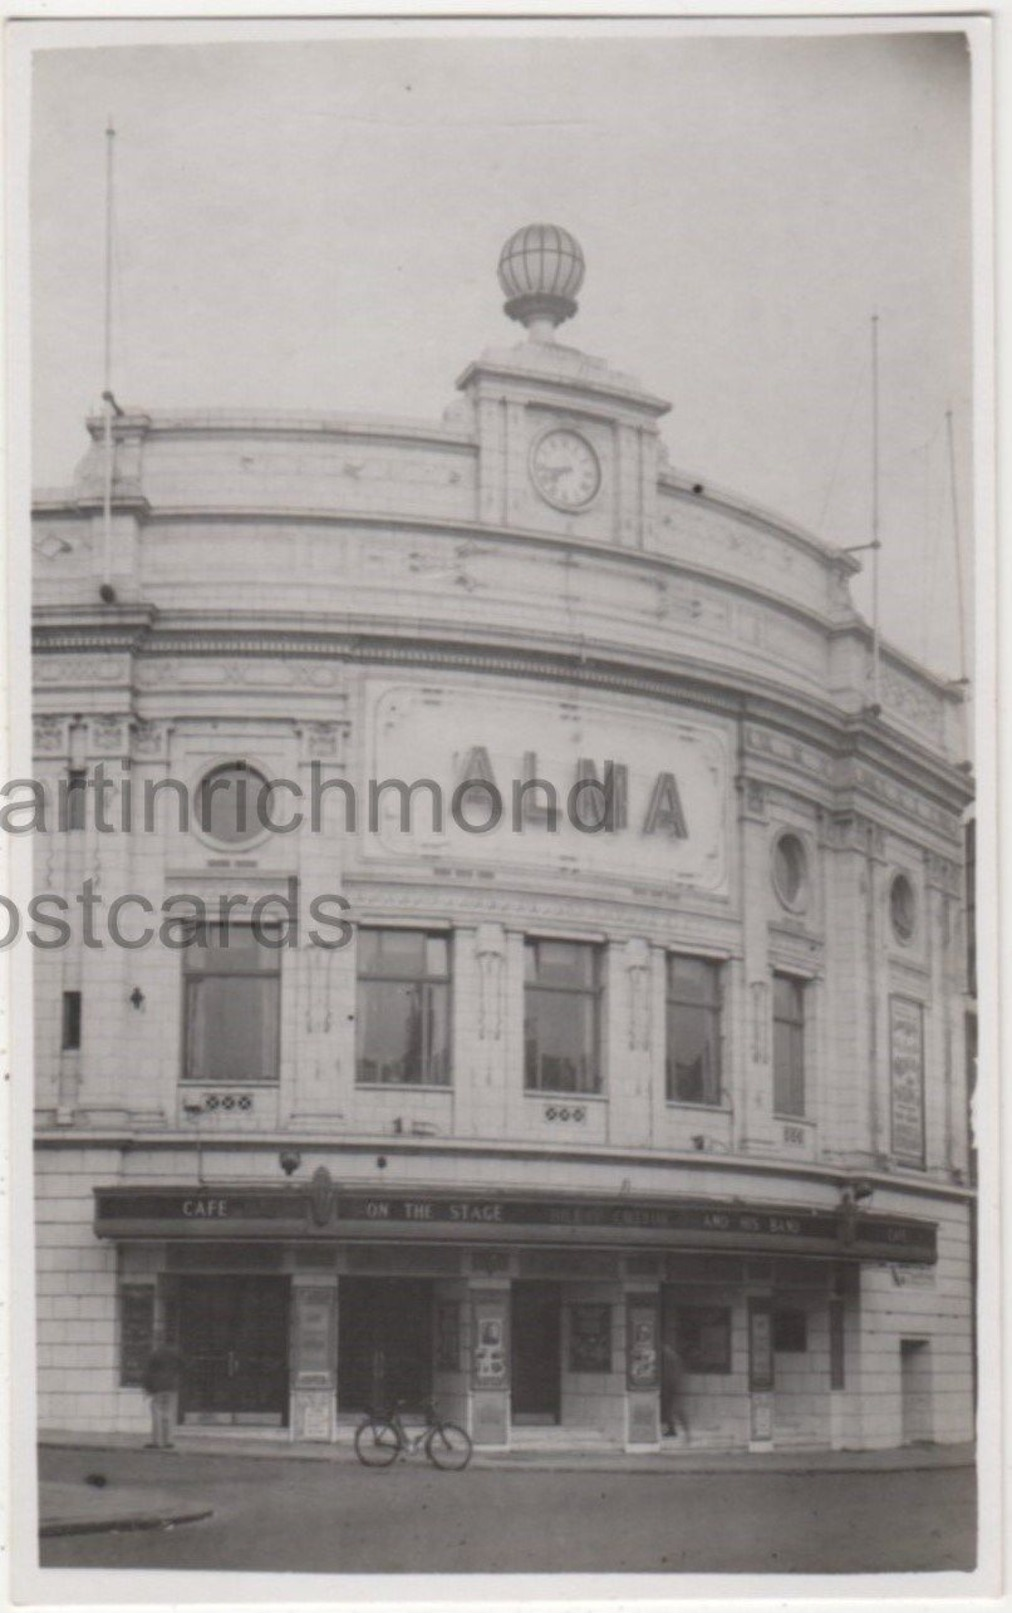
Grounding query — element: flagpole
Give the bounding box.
[945,407,968,688]
[840,314,883,713]
[101,119,116,592]
[870,313,882,711]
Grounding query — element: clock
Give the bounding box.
[530,429,601,511]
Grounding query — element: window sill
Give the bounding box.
[524,1088,606,1102]
[665,1099,729,1114]
[354,1081,452,1093]
[772,1113,814,1127]
[180,1079,279,1088]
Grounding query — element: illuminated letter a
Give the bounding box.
[643,773,688,838]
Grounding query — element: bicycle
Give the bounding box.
[354,1398,473,1471]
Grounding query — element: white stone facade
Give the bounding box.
[31,289,973,1452]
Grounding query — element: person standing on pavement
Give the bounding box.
[142,1338,181,1449]
[661,1338,690,1442]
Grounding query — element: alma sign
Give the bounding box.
[365,681,730,892]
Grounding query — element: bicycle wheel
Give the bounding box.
[354,1418,400,1467]
[425,1421,472,1471]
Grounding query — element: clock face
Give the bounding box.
[530,429,601,511]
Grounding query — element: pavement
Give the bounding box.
[37,1429,974,1538]
[40,1477,214,1538]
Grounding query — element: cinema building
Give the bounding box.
[30,227,974,1452]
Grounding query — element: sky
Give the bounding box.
[29,25,975,680]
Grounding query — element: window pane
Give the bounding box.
[184,924,280,973]
[668,956,719,1006]
[773,834,807,907]
[425,982,450,1083]
[425,935,449,977]
[530,940,596,988]
[198,765,271,844]
[360,928,430,978]
[667,1003,719,1104]
[185,976,279,1082]
[773,1005,805,1118]
[525,985,599,1093]
[61,990,82,1051]
[357,980,418,1082]
[356,978,449,1084]
[773,974,802,1025]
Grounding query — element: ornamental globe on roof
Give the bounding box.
[497,223,585,339]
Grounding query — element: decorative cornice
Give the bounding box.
[37,500,857,643]
[456,356,671,418]
[83,407,475,452]
[30,624,972,820]
[32,1128,975,1205]
[658,476,862,577]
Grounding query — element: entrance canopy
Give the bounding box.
[93,1181,937,1264]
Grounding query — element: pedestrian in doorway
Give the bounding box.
[142,1337,181,1449]
[662,1339,690,1442]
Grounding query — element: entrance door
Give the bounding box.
[337,1278,434,1413]
[900,1338,933,1444]
[178,1275,290,1426]
[511,1281,561,1424]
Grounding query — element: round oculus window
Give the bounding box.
[890,873,917,943]
[196,763,273,845]
[772,832,808,910]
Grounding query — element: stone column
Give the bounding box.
[468,1283,511,1448]
[738,775,772,1150]
[624,1288,661,1448]
[289,1274,339,1442]
[608,938,653,1147]
[288,718,352,1127]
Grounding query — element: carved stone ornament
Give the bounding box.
[33,716,67,755]
[308,1166,336,1229]
[925,852,959,895]
[745,779,766,818]
[304,721,346,761]
[90,715,129,753]
[625,938,652,1052]
[34,655,124,686]
[750,980,769,1064]
[879,664,944,743]
[475,923,505,1042]
[131,719,166,758]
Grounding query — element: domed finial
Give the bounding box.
[497,224,585,342]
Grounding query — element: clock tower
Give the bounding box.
[457,224,670,549]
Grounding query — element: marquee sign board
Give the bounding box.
[93,1186,936,1263]
[363,681,730,893]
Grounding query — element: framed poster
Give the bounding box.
[889,996,926,1167]
[626,1298,659,1390]
[293,1286,334,1383]
[471,1293,509,1388]
[748,1298,774,1392]
[568,1303,612,1373]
